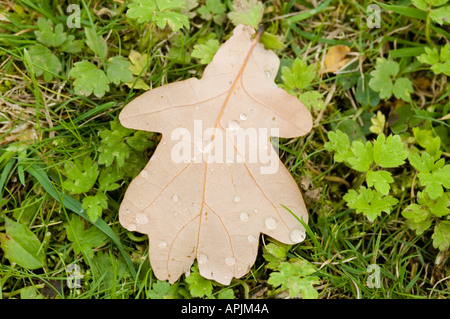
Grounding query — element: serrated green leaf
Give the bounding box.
[126,130,154,152]
[418,47,440,65]
[366,170,393,195]
[267,259,319,299]
[82,192,108,222]
[369,111,386,135]
[282,58,316,91]
[127,0,189,31]
[185,266,213,297]
[347,140,374,172]
[27,44,62,82]
[98,166,124,192]
[418,165,450,199]
[127,0,157,23]
[369,58,399,99]
[432,221,450,251]
[373,134,408,168]
[412,0,429,11]
[99,142,131,167]
[392,77,413,101]
[418,44,450,76]
[0,218,45,269]
[35,18,67,47]
[59,35,83,53]
[106,56,133,85]
[147,280,181,299]
[408,152,434,173]
[191,39,220,64]
[430,5,450,24]
[69,61,110,97]
[263,241,291,269]
[65,214,108,259]
[217,288,235,299]
[197,0,226,24]
[344,187,398,222]
[155,11,190,31]
[324,130,353,162]
[410,153,450,199]
[228,0,264,29]
[128,50,150,76]
[402,203,430,223]
[406,218,433,235]
[413,127,442,160]
[62,157,99,194]
[299,91,325,111]
[423,192,450,217]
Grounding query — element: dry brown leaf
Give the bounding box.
[322,45,351,73]
[118,25,313,285]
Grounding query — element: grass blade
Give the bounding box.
[26,164,137,279]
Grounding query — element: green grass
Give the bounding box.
[0,0,449,299]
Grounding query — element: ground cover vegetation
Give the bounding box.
[0,0,449,299]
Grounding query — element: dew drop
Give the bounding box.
[290,228,305,243]
[128,223,137,231]
[240,212,249,222]
[225,257,235,266]
[253,209,258,214]
[265,217,277,230]
[135,213,148,225]
[158,241,167,249]
[239,113,247,121]
[125,209,131,215]
[198,254,208,264]
[228,120,240,131]
[248,235,256,243]
[171,194,179,202]
[140,170,149,178]
[234,196,241,203]
[264,70,272,78]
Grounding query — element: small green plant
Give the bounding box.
[227,0,264,29]
[368,58,413,101]
[27,17,82,82]
[281,58,325,111]
[197,0,227,24]
[264,240,319,299]
[126,0,190,32]
[68,28,133,98]
[412,0,450,25]
[61,120,154,221]
[325,130,408,221]
[402,128,450,251]
[418,43,450,76]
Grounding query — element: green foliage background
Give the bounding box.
[0,0,449,299]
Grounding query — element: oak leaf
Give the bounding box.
[118,25,313,285]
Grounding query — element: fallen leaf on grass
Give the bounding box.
[118,25,313,285]
[322,45,351,74]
